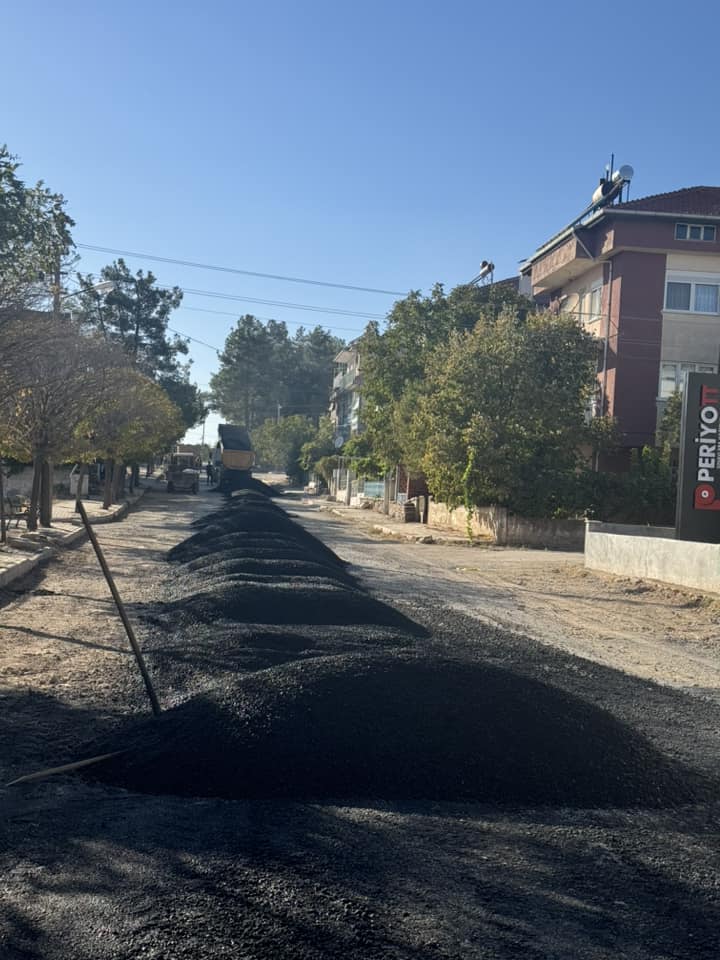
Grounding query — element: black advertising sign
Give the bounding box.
[676,372,720,542]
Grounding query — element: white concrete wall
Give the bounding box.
[559,265,605,331]
[585,522,720,594]
[428,502,585,549]
[3,466,72,497]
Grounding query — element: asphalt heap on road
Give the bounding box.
[89,487,709,807]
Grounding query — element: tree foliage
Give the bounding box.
[379,303,599,518]
[76,259,185,377]
[157,373,207,431]
[76,259,204,431]
[80,369,186,465]
[252,415,317,484]
[210,316,344,428]
[600,394,682,525]
[360,282,533,467]
[0,145,73,320]
[0,314,131,524]
[298,416,336,472]
[0,146,195,524]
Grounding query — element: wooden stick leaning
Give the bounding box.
[76,499,161,717]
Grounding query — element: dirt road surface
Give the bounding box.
[299,502,720,703]
[1,486,719,959]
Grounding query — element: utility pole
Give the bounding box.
[39,257,62,527]
[277,404,282,424]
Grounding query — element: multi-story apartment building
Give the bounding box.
[521,184,720,465]
[329,340,362,441]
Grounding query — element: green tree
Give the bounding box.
[285,326,345,419]
[0,315,125,526]
[411,308,599,518]
[298,416,337,472]
[76,259,203,439]
[607,394,682,525]
[657,389,682,450]
[210,315,285,427]
[252,415,317,484]
[76,259,185,377]
[360,282,532,467]
[79,369,185,507]
[0,145,74,320]
[157,372,207,431]
[210,316,344,428]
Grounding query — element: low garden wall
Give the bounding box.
[3,465,71,497]
[427,502,585,550]
[585,521,720,593]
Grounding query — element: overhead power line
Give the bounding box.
[77,243,406,297]
[177,304,364,334]
[172,285,385,320]
[167,327,222,353]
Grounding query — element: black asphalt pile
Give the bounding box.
[139,622,415,687]
[182,543,349,573]
[161,579,424,631]
[156,490,424,632]
[168,557,356,592]
[191,490,287,528]
[90,652,706,806]
[167,517,347,569]
[234,476,281,497]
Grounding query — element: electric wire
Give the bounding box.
[167,327,222,353]
[177,304,365,335]
[169,284,385,320]
[77,243,406,297]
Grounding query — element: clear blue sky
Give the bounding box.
[4,0,719,443]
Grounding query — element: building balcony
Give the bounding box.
[332,369,361,392]
[530,234,594,292]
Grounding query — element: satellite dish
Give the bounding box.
[333,435,344,449]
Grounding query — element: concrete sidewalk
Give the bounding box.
[0,486,149,589]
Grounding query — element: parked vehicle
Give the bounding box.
[166,453,201,494]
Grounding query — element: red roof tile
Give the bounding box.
[619,186,720,216]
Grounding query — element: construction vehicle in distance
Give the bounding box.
[166,452,201,494]
[215,424,255,493]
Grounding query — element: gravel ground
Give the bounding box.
[1,484,719,959]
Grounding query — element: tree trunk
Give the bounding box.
[27,455,42,531]
[40,458,53,527]
[75,463,88,511]
[112,461,125,502]
[0,461,6,544]
[132,463,140,489]
[103,458,114,509]
[383,472,391,516]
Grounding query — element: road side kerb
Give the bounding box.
[0,487,147,590]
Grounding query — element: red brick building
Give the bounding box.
[521,185,720,465]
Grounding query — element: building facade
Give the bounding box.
[521,186,720,463]
[329,341,362,441]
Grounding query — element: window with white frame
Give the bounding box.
[659,361,716,398]
[588,283,602,323]
[675,223,717,242]
[665,273,720,314]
